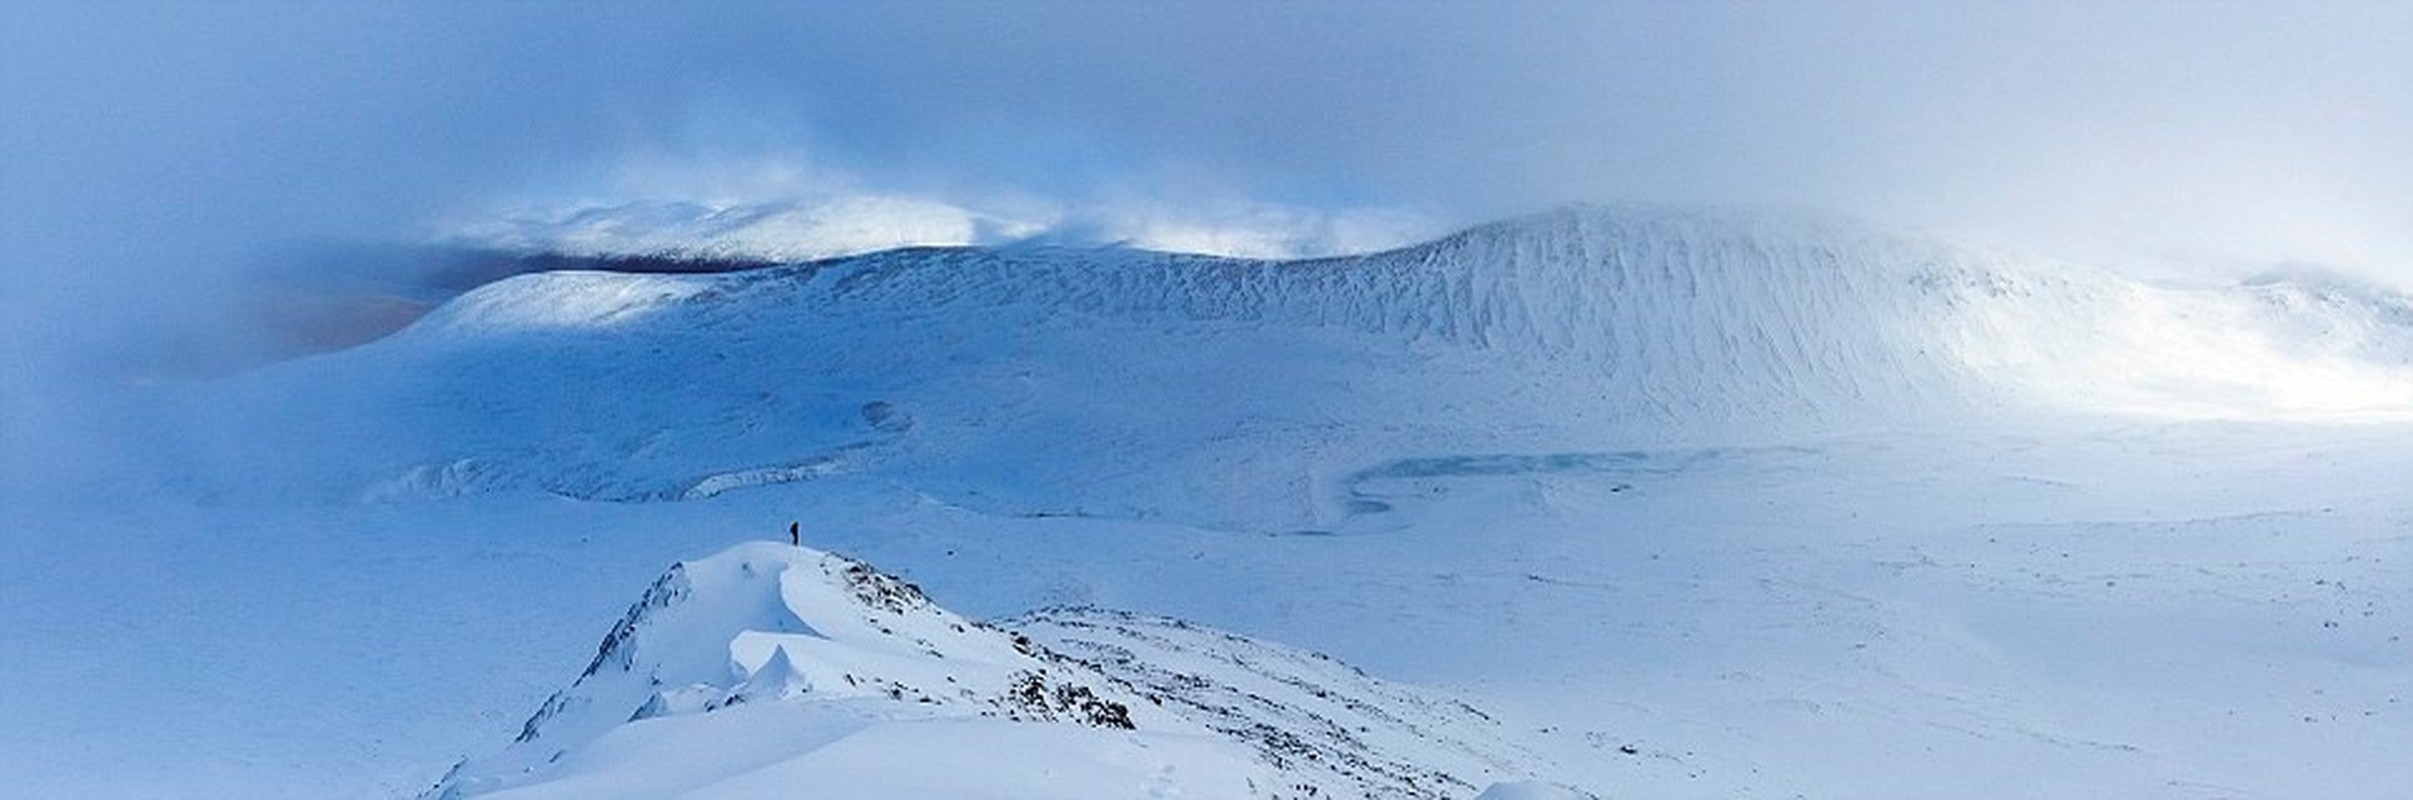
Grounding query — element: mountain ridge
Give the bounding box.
[172,206,2413,521]
[430,540,1574,799]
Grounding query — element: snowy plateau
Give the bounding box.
[3,206,2409,798]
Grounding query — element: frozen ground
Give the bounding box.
[2,207,2407,797]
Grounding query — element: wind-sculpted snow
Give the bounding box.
[429,542,1572,799]
[766,207,2006,422]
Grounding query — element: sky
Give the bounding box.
[3,1,2410,413]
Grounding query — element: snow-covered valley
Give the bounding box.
[3,207,2407,798]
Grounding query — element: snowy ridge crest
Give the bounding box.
[431,541,1575,799]
[460,543,1152,763]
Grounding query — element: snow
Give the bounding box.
[1015,607,1555,797]
[429,542,1252,798]
[3,205,2409,798]
[410,271,720,335]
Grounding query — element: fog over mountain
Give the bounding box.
[7,3,2410,364]
[2,4,2409,799]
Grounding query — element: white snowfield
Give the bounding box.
[2,206,2407,799]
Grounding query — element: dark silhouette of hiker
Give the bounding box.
[789,521,799,547]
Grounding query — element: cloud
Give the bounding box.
[447,190,1432,264]
[1041,198,1434,260]
[6,0,2411,372]
[485,2,2407,279]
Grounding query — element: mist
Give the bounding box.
[5,1,2411,492]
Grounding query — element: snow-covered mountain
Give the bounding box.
[429,541,1570,799]
[175,207,2413,520]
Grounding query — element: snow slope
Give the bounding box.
[442,197,1041,264]
[172,206,2413,524]
[430,204,2413,425]
[430,541,1257,799]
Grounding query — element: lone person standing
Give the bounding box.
[789,521,800,547]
